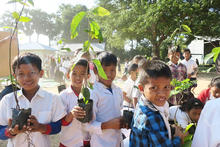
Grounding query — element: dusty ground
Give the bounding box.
[0,72,219,147]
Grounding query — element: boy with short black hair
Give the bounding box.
[59,58,91,147]
[86,52,124,147]
[129,60,185,146]
[0,53,66,147]
[181,48,198,88]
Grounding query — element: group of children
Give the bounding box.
[0,50,220,147]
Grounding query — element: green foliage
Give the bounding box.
[83,40,91,52]
[92,59,108,80]
[82,87,90,104]
[92,7,110,16]
[97,0,220,58]
[204,47,220,64]
[61,48,71,52]
[170,79,194,96]
[70,11,86,39]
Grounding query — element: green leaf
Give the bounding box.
[170,28,179,39]
[212,47,220,62]
[204,52,215,64]
[88,82,93,89]
[92,7,110,16]
[12,11,19,20]
[19,16,31,22]
[185,123,194,133]
[57,39,63,45]
[71,11,86,39]
[183,140,192,147]
[206,66,215,73]
[58,56,61,63]
[98,29,104,43]
[1,26,14,29]
[92,59,108,80]
[90,21,100,39]
[182,24,192,33]
[28,0,34,6]
[61,48,71,52]
[71,64,76,71]
[83,40,91,52]
[82,87,90,100]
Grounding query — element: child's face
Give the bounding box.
[210,86,220,98]
[168,52,180,64]
[98,64,116,88]
[183,51,191,61]
[130,70,138,81]
[188,108,202,123]
[143,77,171,106]
[14,64,43,92]
[69,65,88,89]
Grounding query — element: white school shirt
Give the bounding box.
[122,77,135,107]
[0,88,66,147]
[153,102,171,139]
[169,106,191,129]
[59,87,85,147]
[192,98,220,147]
[181,59,198,78]
[85,82,123,147]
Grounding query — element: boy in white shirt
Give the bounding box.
[0,53,66,147]
[181,48,198,89]
[59,58,90,147]
[86,52,125,147]
[122,63,138,108]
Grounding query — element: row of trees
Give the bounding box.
[0,4,89,46]
[96,0,220,59]
[1,0,220,59]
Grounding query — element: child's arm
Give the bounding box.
[123,92,132,104]
[0,118,27,140]
[27,115,62,135]
[61,106,86,126]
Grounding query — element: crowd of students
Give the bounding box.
[0,47,220,147]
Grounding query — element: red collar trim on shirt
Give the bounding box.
[71,86,79,97]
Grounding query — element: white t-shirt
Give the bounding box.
[169,106,191,129]
[122,77,135,107]
[0,88,66,147]
[85,82,123,147]
[181,59,198,78]
[192,98,220,147]
[59,87,86,147]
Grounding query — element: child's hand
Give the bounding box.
[27,115,47,133]
[71,106,86,119]
[101,117,123,130]
[174,125,188,144]
[7,118,27,136]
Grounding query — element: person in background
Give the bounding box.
[132,58,148,108]
[167,46,187,82]
[181,49,198,91]
[167,46,187,105]
[169,98,204,129]
[129,60,185,146]
[122,63,138,108]
[198,76,220,104]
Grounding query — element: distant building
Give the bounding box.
[188,36,220,64]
